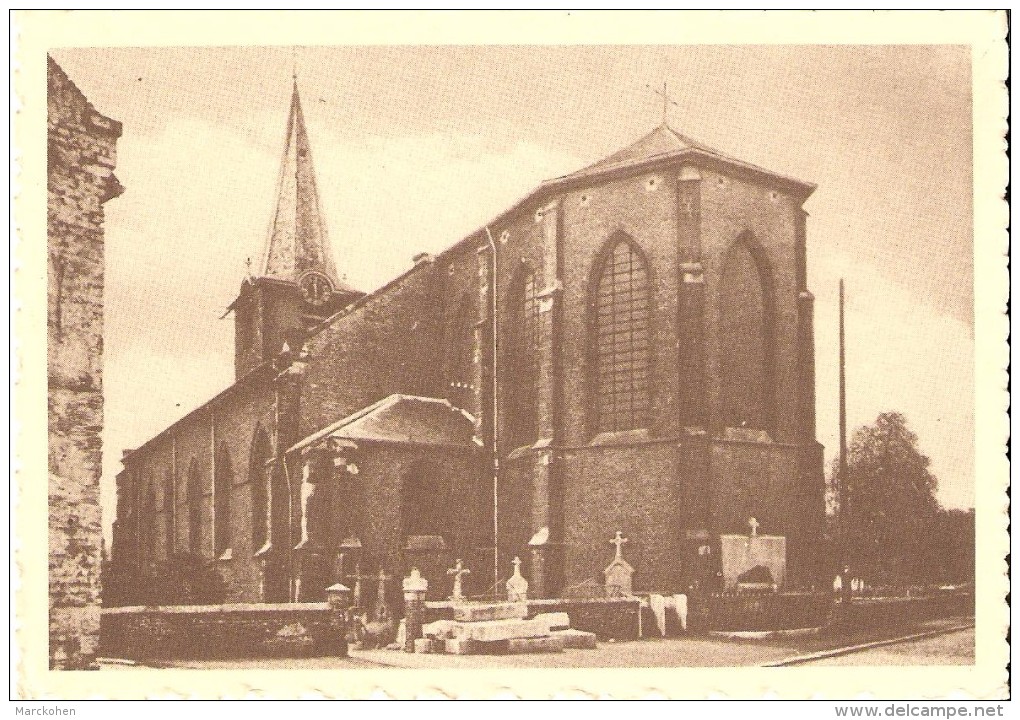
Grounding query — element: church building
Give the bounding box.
[111,81,826,606]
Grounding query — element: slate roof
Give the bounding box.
[288,394,478,454]
[260,80,359,295]
[547,123,815,193]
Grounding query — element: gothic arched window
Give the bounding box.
[719,235,774,430]
[506,265,540,448]
[163,470,175,559]
[592,235,652,433]
[214,444,233,557]
[446,293,474,411]
[249,428,272,552]
[142,473,155,565]
[187,459,203,556]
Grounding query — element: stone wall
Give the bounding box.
[99,603,346,661]
[47,56,122,669]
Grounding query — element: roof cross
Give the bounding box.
[648,81,680,125]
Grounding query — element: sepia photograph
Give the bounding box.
[22,9,1009,702]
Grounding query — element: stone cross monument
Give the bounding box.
[447,559,471,602]
[604,531,635,597]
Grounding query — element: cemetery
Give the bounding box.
[99,518,971,664]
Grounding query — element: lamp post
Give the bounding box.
[838,278,852,605]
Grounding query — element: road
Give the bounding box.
[109,619,973,670]
[792,627,974,666]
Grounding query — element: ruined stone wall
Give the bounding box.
[47,56,122,669]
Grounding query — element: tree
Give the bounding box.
[832,411,941,584]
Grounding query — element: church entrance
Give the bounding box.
[400,460,454,599]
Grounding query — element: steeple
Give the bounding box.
[231,80,361,380]
[259,80,344,287]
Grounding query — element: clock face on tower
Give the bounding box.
[298,270,334,307]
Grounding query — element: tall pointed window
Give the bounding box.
[719,236,773,430]
[507,266,541,448]
[446,294,474,411]
[250,428,272,552]
[592,235,651,433]
[214,444,233,557]
[187,459,203,556]
[163,470,175,559]
[141,473,155,566]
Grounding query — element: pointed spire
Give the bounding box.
[259,80,341,286]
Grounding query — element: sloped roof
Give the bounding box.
[289,394,478,454]
[547,123,815,194]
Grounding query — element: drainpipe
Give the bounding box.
[484,227,500,592]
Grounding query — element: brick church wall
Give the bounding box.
[114,374,277,605]
[300,261,449,437]
[534,164,822,592]
[110,119,826,605]
[47,57,122,669]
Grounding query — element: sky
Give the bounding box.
[50,45,975,540]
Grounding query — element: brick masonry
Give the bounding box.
[47,57,123,669]
[113,118,826,609]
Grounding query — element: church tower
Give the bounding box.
[232,80,362,379]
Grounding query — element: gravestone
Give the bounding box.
[506,556,529,603]
[719,518,786,590]
[603,531,634,596]
[447,559,471,602]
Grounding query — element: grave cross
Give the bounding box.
[611,531,629,561]
[748,517,760,538]
[511,556,523,575]
[447,558,471,602]
[345,562,378,608]
[374,567,393,621]
[377,567,392,601]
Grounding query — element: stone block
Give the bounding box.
[414,638,439,654]
[534,611,570,631]
[553,628,597,650]
[449,617,549,642]
[422,619,455,639]
[452,602,528,623]
[506,636,564,654]
[444,638,476,655]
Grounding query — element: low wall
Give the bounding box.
[100,603,347,661]
[690,591,834,632]
[424,597,641,641]
[831,590,975,632]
